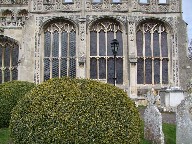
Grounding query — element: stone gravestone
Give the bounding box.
[144,89,164,144]
[177,80,192,144]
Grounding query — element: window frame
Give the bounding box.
[88,19,127,85]
[136,21,170,86]
[41,20,77,82]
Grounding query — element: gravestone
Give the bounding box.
[144,89,164,144]
[176,80,192,144]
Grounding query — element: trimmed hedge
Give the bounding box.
[10,77,141,143]
[0,81,35,128]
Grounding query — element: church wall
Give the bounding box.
[0,0,190,98]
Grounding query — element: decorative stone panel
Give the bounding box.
[85,0,129,12]
[31,0,81,12]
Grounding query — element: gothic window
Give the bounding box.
[90,20,123,84]
[43,21,76,81]
[0,37,19,83]
[136,22,169,84]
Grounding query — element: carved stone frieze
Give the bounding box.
[31,0,81,12]
[85,0,129,12]
[133,0,180,13]
[0,0,28,5]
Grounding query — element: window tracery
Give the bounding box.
[0,36,19,83]
[89,20,123,84]
[136,21,169,85]
[43,21,76,81]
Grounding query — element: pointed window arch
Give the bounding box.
[43,21,76,81]
[89,19,124,84]
[136,21,169,85]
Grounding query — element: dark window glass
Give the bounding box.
[69,31,76,57]
[136,31,143,57]
[137,58,144,84]
[90,31,97,56]
[153,31,160,57]
[116,58,123,84]
[52,31,59,57]
[4,68,10,82]
[162,58,168,84]
[61,58,67,77]
[4,45,10,67]
[107,58,114,84]
[107,31,114,56]
[161,31,168,57]
[44,58,50,81]
[145,58,152,84]
[12,68,18,81]
[44,31,51,57]
[116,30,123,56]
[154,59,160,84]
[90,58,97,79]
[99,30,106,56]
[12,46,19,66]
[69,58,76,77]
[61,31,68,57]
[0,45,1,83]
[99,58,106,79]
[52,58,59,78]
[0,70,1,84]
[145,31,151,57]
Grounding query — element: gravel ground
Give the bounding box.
[138,107,176,124]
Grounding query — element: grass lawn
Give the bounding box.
[0,128,11,144]
[0,123,176,144]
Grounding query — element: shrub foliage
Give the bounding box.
[10,77,141,143]
[0,81,35,128]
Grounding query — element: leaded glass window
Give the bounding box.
[90,20,123,84]
[136,22,169,84]
[44,21,76,81]
[0,37,19,83]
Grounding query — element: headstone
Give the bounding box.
[176,80,192,144]
[144,89,164,144]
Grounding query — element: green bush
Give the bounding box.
[0,81,35,128]
[10,77,141,144]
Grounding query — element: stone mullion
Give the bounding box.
[2,47,5,83]
[50,29,53,79]
[67,27,70,77]
[105,31,108,82]
[10,46,13,81]
[143,27,146,84]
[58,30,61,78]
[151,30,154,85]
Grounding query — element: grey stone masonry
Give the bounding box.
[144,89,164,144]
[176,95,192,144]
